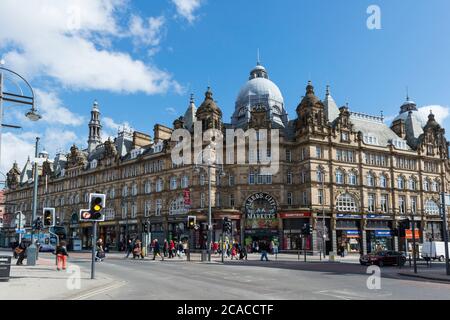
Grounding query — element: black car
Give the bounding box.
[360,250,406,267]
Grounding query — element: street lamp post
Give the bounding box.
[194,146,225,262]
[321,169,326,258]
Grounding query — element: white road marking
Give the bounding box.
[70,281,126,300]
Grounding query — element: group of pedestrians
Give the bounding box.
[123,238,189,260]
[213,240,248,260]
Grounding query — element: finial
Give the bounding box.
[190,93,194,104]
[326,85,330,96]
[257,48,261,65]
[406,86,409,101]
[380,110,384,120]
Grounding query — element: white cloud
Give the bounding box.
[102,116,132,141]
[165,107,177,115]
[172,0,203,23]
[35,89,84,126]
[129,15,166,47]
[0,0,179,94]
[1,127,77,175]
[418,105,449,126]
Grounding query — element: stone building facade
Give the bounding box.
[3,62,450,255]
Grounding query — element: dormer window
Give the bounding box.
[90,160,97,169]
[363,134,378,145]
[393,139,407,150]
[341,132,349,142]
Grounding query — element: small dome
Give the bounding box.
[424,112,440,131]
[196,87,222,116]
[393,97,426,127]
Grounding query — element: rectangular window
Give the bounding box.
[399,196,406,215]
[368,193,375,213]
[411,196,417,214]
[287,192,293,206]
[380,195,388,213]
[316,146,322,159]
[302,191,308,206]
[249,172,255,185]
[318,189,323,205]
[286,149,292,162]
[229,175,235,186]
[200,193,205,208]
[287,172,293,184]
[230,194,235,207]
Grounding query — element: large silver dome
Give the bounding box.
[232,63,288,128]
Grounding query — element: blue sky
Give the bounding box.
[1,0,450,173]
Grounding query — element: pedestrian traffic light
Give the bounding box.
[88,193,106,221]
[187,216,196,229]
[43,208,55,227]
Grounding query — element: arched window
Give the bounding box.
[170,177,178,190]
[397,176,405,189]
[348,172,357,185]
[144,181,151,194]
[409,178,416,191]
[431,180,438,192]
[335,170,344,185]
[336,193,358,212]
[122,185,128,197]
[380,175,387,188]
[132,183,138,196]
[181,176,189,188]
[156,179,164,192]
[367,173,375,187]
[423,179,430,191]
[169,197,187,215]
[425,200,439,215]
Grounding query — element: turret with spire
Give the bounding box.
[88,100,102,153]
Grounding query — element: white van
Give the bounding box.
[421,241,450,261]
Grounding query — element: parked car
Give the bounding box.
[360,250,406,267]
[421,241,450,262]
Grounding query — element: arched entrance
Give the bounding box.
[243,193,279,252]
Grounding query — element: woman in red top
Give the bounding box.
[231,246,237,260]
[169,240,175,258]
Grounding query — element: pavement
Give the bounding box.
[0,251,119,300]
[1,249,449,300]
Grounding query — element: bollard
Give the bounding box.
[26,244,37,266]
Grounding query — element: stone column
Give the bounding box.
[362,230,367,255]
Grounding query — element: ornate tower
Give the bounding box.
[88,100,102,153]
[196,87,223,131]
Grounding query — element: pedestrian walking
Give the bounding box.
[169,240,175,258]
[96,238,105,262]
[133,239,144,259]
[259,240,269,261]
[177,241,184,258]
[125,239,133,258]
[163,239,169,257]
[239,244,248,260]
[230,245,237,260]
[55,241,69,271]
[182,240,189,260]
[153,239,162,260]
[15,240,28,265]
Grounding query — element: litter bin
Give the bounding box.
[0,256,12,281]
[201,250,207,262]
[329,251,336,262]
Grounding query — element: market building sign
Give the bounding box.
[244,193,278,229]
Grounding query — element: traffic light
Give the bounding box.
[89,193,106,220]
[33,217,43,231]
[43,208,55,227]
[187,216,196,229]
[143,221,149,233]
[223,217,232,234]
[302,223,312,236]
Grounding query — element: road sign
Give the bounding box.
[15,229,25,234]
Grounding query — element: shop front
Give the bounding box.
[98,221,118,251]
[336,214,362,254]
[80,222,93,249]
[279,211,311,251]
[213,211,242,245]
[118,219,138,247]
[424,220,443,241]
[243,192,278,252]
[365,216,393,253]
